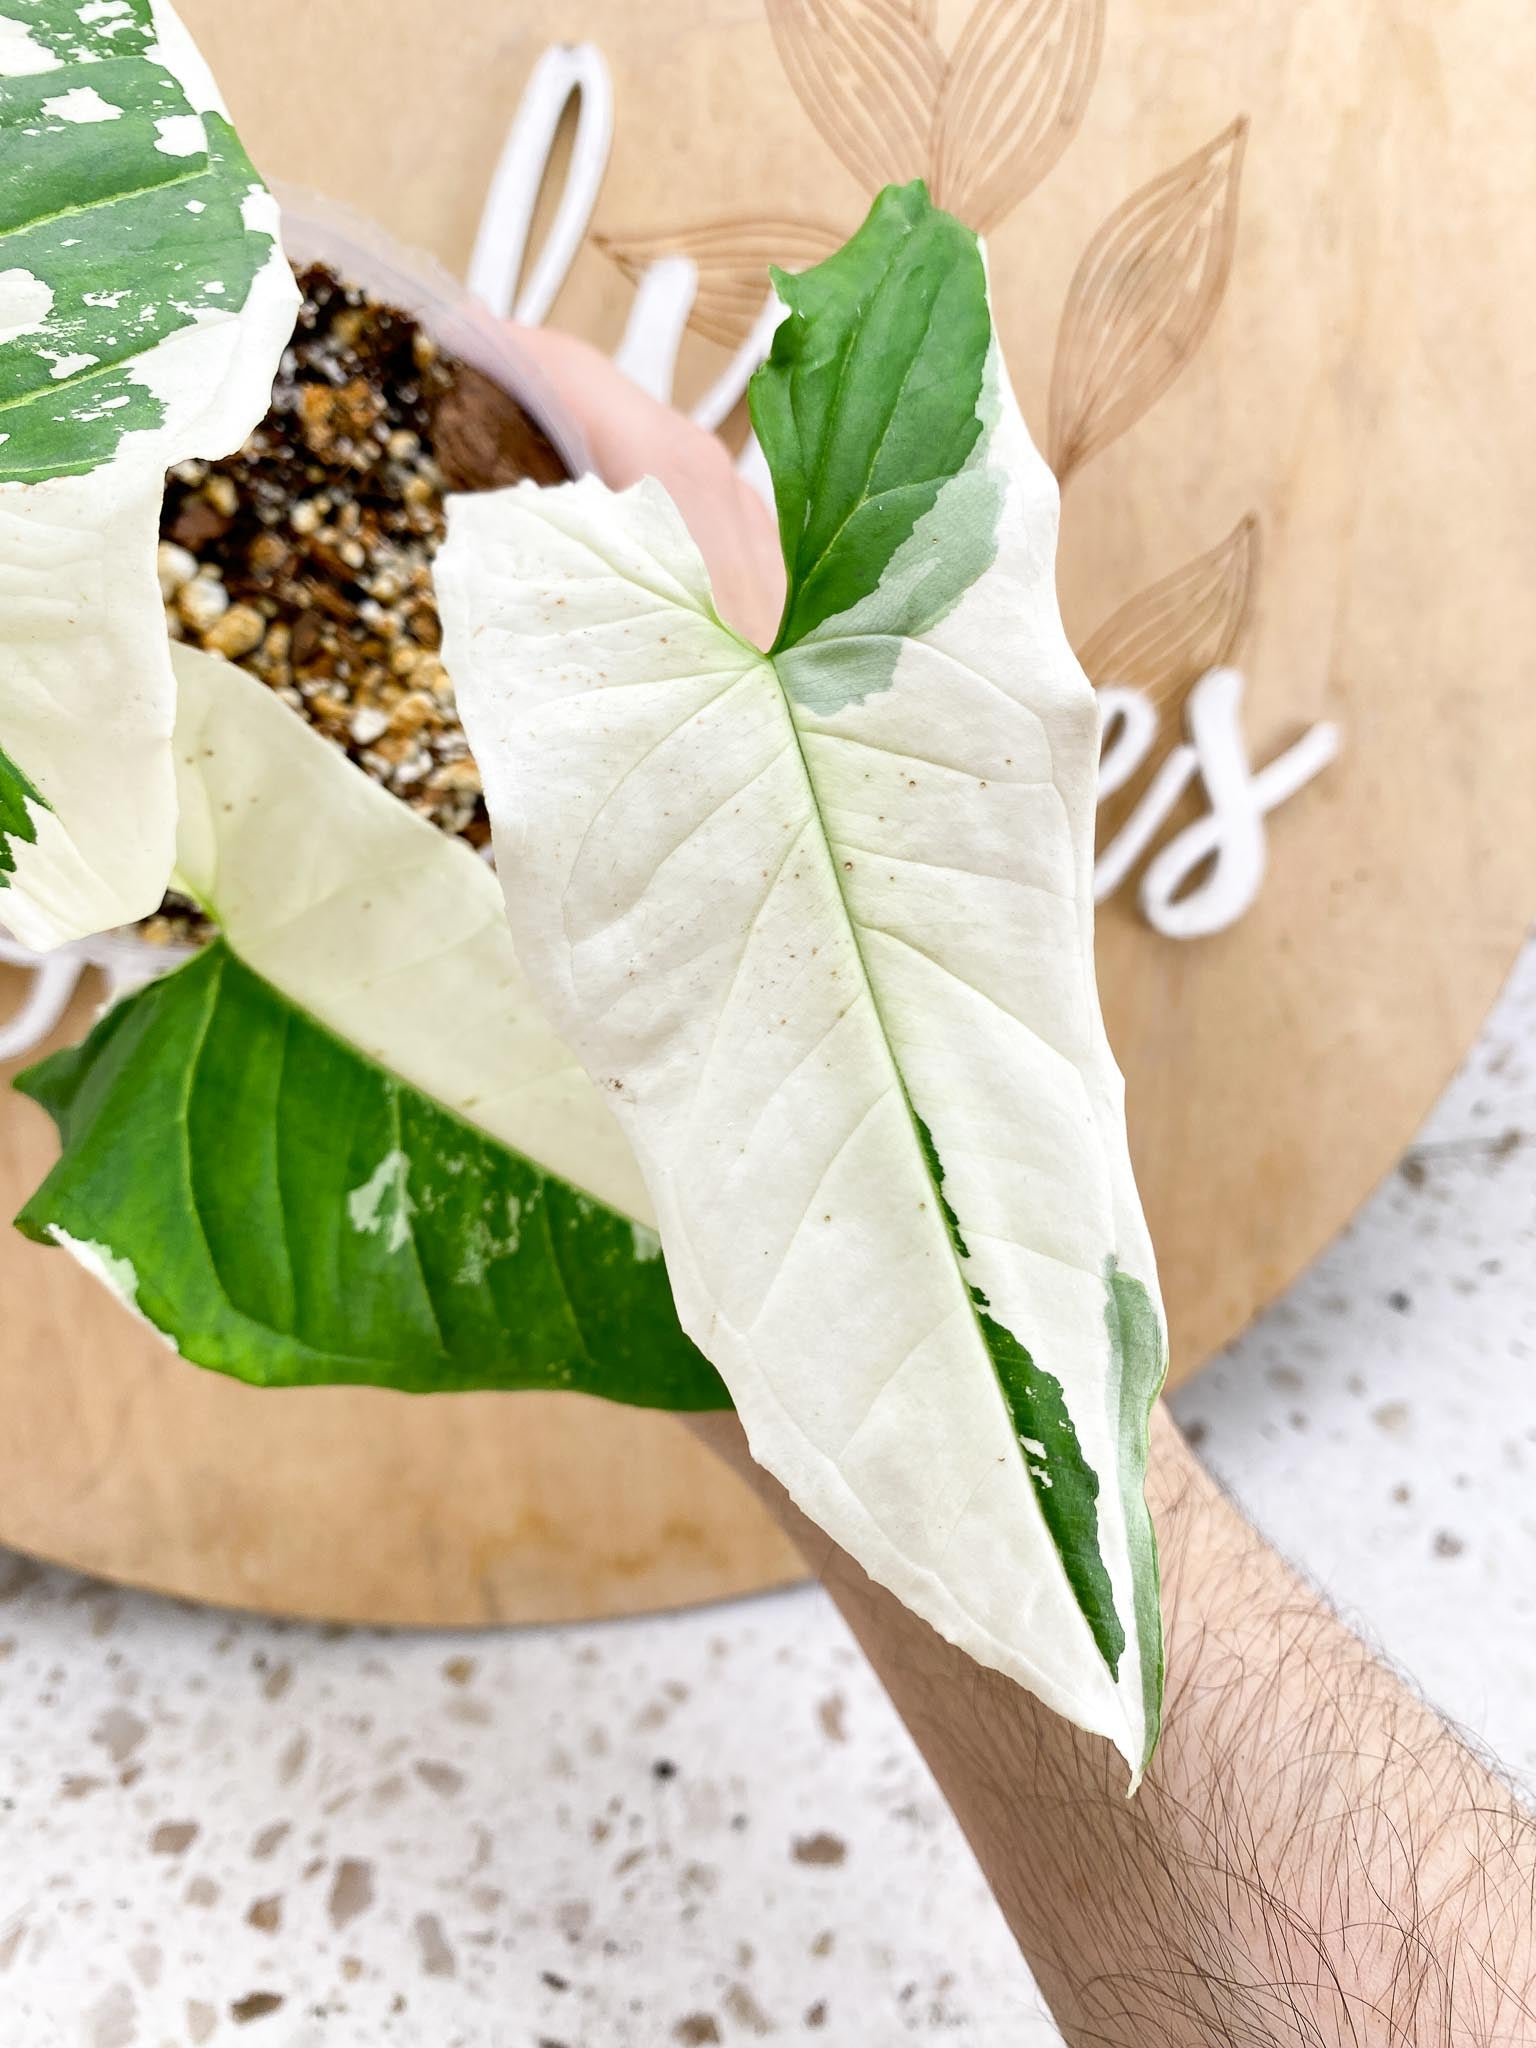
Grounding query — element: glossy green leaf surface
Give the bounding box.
[17,940,723,1405]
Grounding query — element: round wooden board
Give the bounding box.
[2,0,1532,1624]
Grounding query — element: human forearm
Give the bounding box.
[693,1407,1536,2046]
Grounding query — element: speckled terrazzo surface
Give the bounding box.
[3,935,1533,2046]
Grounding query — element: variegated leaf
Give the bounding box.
[440,184,1168,1776]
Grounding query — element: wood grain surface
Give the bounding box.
[1,0,1530,1623]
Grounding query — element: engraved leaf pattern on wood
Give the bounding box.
[596,218,845,350]
[931,0,1105,230]
[765,0,946,190]
[1081,515,1261,842]
[1081,515,1259,710]
[1048,119,1249,483]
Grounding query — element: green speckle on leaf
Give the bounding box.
[913,1109,970,1258]
[983,1307,1125,1680]
[15,941,729,1409]
[1105,1257,1168,1767]
[0,737,47,882]
[915,1110,1124,1677]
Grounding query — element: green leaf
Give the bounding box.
[0,0,298,946]
[17,940,722,1406]
[750,180,991,653]
[440,183,1170,1776]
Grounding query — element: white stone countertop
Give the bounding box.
[3,937,1533,2047]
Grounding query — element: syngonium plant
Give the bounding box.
[1,4,1168,1776]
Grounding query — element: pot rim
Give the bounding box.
[272,182,593,484]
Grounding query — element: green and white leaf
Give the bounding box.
[0,0,297,948]
[438,183,1168,1774]
[16,646,724,1409]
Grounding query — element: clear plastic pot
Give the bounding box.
[274,185,591,480]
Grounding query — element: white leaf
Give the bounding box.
[169,645,648,1223]
[439,287,1168,1773]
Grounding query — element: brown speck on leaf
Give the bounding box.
[327,1857,375,1930]
[554,1898,592,1943]
[806,2001,829,2029]
[1373,1401,1410,1436]
[185,1876,220,1908]
[251,1820,290,1860]
[413,1759,464,1799]
[1433,1530,1465,1559]
[816,1693,847,1743]
[445,1695,493,1726]
[260,1659,293,1701]
[792,1831,847,1867]
[672,2019,721,2046]
[723,1984,774,2035]
[247,1895,282,1935]
[230,1991,284,2024]
[276,1732,309,1785]
[150,1820,200,1856]
[187,2001,217,2044]
[92,1706,147,1764]
[414,1912,456,1978]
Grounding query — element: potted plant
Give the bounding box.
[2,2,1166,1777]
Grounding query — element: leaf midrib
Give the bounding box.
[757,631,1104,1650]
